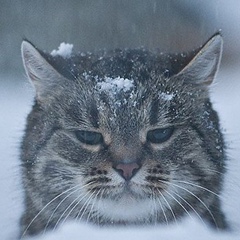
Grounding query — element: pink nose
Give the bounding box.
[114,162,141,180]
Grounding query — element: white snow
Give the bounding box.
[50,42,73,58]
[159,92,175,101]
[96,76,134,94]
[95,76,135,109]
[28,220,240,240]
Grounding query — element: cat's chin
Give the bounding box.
[94,189,154,222]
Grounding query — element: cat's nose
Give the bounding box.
[113,162,141,180]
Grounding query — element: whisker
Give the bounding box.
[43,181,95,233]
[175,180,220,197]
[149,188,158,225]
[169,188,207,227]
[21,184,81,239]
[162,188,193,220]
[153,190,160,225]
[95,187,106,225]
[156,188,178,225]
[85,188,102,223]
[53,193,86,231]
[43,188,79,234]
[76,190,97,222]
[194,168,240,189]
[160,179,218,228]
[194,168,225,177]
[154,189,168,225]
[53,187,95,231]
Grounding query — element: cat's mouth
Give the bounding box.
[99,181,153,201]
[86,174,168,201]
[118,183,143,199]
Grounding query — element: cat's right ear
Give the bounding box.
[21,40,64,102]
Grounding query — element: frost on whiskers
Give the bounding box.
[51,42,73,58]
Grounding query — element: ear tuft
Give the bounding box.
[177,33,223,86]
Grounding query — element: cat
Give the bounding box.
[20,33,228,237]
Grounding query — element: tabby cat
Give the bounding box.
[20,33,228,237]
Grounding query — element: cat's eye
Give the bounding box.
[146,127,174,144]
[75,130,104,145]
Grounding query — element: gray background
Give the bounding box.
[1,0,240,76]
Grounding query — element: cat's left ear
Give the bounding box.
[176,33,223,86]
[21,40,66,103]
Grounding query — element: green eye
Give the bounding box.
[75,130,103,145]
[147,127,174,144]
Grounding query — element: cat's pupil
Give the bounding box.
[147,127,174,144]
[75,130,103,145]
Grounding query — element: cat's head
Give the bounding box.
[21,34,226,228]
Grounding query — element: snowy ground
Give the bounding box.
[0,65,240,239]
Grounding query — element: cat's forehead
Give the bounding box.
[50,47,208,130]
[93,76,136,108]
[48,48,195,81]
[74,73,177,131]
[80,69,163,98]
[90,74,174,105]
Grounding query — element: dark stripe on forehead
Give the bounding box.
[88,100,99,128]
[149,98,159,125]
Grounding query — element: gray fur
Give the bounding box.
[20,33,228,237]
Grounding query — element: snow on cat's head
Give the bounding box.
[51,42,73,58]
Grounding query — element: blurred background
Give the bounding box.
[0,1,240,240]
[0,0,240,77]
